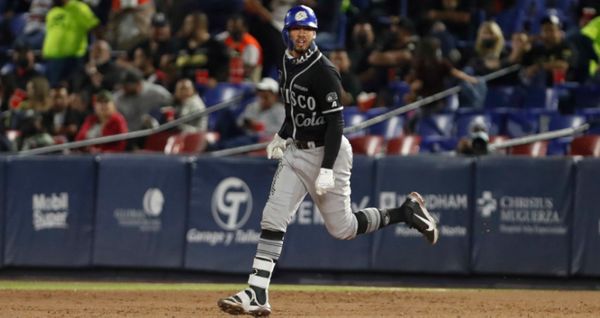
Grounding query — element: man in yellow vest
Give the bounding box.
[42,0,99,87]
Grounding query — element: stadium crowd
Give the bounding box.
[0,0,599,155]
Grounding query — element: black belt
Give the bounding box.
[293,140,324,149]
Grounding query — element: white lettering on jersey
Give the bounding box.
[294,112,325,127]
[283,89,316,110]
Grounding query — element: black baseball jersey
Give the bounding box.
[277,49,344,143]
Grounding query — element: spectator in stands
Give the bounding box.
[218,14,263,83]
[348,19,378,92]
[75,90,128,153]
[15,0,52,50]
[169,78,207,133]
[42,0,99,87]
[329,49,361,106]
[368,16,418,105]
[114,69,171,132]
[465,21,523,86]
[16,111,55,150]
[79,40,125,94]
[242,0,292,78]
[106,0,154,50]
[404,37,478,114]
[237,77,284,137]
[521,15,575,87]
[423,0,473,42]
[176,12,229,85]
[507,31,532,65]
[128,12,178,71]
[42,85,85,141]
[0,42,45,111]
[20,76,51,112]
[132,46,158,82]
[569,15,600,83]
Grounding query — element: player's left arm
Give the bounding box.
[315,66,344,169]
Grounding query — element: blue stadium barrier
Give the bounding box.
[472,157,573,276]
[93,155,189,268]
[4,156,96,267]
[278,156,375,271]
[371,156,473,274]
[0,157,5,267]
[571,159,600,276]
[184,157,276,273]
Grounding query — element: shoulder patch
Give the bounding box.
[326,92,338,103]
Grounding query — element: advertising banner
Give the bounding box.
[472,157,573,276]
[571,159,600,276]
[185,157,275,273]
[371,156,472,274]
[4,156,95,266]
[278,156,375,271]
[93,155,189,268]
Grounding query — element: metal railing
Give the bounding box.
[19,63,555,158]
[17,94,245,156]
[209,64,522,157]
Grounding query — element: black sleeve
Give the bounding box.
[322,111,343,169]
[313,65,344,169]
[277,119,292,139]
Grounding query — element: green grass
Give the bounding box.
[0,280,451,293]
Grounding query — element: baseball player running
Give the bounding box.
[218,5,438,317]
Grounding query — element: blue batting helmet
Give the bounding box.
[282,5,318,50]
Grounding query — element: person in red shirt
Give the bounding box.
[75,90,128,153]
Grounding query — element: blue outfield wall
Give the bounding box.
[184,157,276,273]
[278,156,375,271]
[472,157,573,276]
[571,158,600,276]
[1,154,600,277]
[93,155,189,268]
[4,156,96,267]
[372,156,472,274]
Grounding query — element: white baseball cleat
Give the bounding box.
[217,288,271,317]
[403,192,439,244]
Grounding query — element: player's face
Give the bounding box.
[289,26,316,54]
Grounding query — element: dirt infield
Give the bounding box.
[1,288,599,317]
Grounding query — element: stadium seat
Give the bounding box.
[546,114,586,155]
[569,135,600,157]
[489,135,509,154]
[484,86,522,109]
[386,135,421,155]
[574,84,600,108]
[415,114,454,137]
[165,132,208,155]
[349,135,384,156]
[143,130,179,152]
[343,110,367,138]
[419,136,458,153]
[503,109,540,138]
[366,107,404,140]
[508,140,548,157]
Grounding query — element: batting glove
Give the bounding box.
[267,133,287,160]
[315,168,335,195]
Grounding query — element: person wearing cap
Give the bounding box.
[521,15,575,87]
[237,77,284,136]
[113,69,172,132]
[42,0,99,87]
[127,12,178,70]
[75,90,128,153]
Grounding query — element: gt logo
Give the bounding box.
[211,177,253,230]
